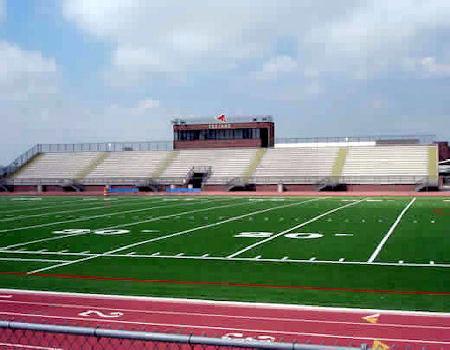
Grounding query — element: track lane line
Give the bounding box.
[0,342,63,350]
[2,289,449,317]
[1,311,448,346]
[1,299,447,330]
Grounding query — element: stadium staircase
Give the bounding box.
[227,148,266,190]
[151,150,178,178]
[184,166,212,188]
[0,179,9,192]
[317,147,348,191]
[416,146,440,191]
[76,152,110,180]
[60,179,84,192]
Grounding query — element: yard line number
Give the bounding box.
[234,232,323,239]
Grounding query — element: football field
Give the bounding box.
[0,195,449,312]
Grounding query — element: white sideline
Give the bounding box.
[1,249,449,268]
[26,198,323,274]
[1,198,240,250]
[227,198,366,258]
[0,257,67,263]
[1,311,449,345]
[0,197,221,233]
[367,197,416,263]
[1,288,449,317]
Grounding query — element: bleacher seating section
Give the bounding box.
[14,152,100,180]
[161,148,257,184]
[342,146,431,183]
[10,145,437,186]
[253,147,339,183]
[85,151,169,179]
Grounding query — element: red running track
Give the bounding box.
[0,289,449,349]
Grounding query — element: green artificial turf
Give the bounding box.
[0,195,449,312]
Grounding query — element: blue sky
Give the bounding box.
[1,0,450,165]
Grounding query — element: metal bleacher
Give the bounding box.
[3,138,439,191]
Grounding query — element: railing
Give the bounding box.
[172,115,273,125]
[3,144,41,177]
[275,134,435,145]
[0,320,366,350]
[6,175,438,186]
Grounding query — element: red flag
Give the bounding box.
[216,114,227,123]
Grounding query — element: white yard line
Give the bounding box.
[227,199,366,258]
[0,197,121,214]
[367,197,416,263]
[0,197,162,222]
[0,197,222,234]
[0,199,240,250]
[26,198,323,274]
[0,311,448,346]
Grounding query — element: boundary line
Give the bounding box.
[367,197,416,263]
[1,250,449,268]
[227,198,366,258]
[0,257,67,263]
[2,288,449,317]
[26,198,323,274]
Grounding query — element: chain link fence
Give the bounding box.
[0,320,370,350]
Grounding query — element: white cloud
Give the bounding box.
[133,98,161,113]
[419,56,450,77]
[63,0,450,84]
[304,0,450,77]
[254,55,298,80]
[0,41,58,101]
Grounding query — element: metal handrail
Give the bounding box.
[0,320,365,350]
[7,175,438,186]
